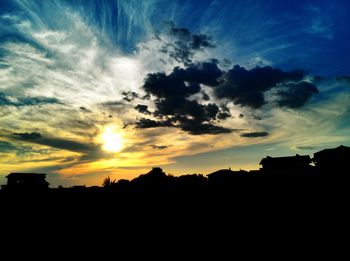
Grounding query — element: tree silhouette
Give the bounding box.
[102,176,116,187]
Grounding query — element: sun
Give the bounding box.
[101,127,123,153]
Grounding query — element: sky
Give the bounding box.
[1,0,349,187]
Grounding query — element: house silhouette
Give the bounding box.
[259,154,312,176]
[313,145,350,176]
[2,173,49,191]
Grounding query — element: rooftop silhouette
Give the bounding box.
[2,173,49,191]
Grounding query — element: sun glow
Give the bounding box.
[102,127,123,153]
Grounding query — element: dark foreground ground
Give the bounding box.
[0,177,347,259]
[1,177,346,215]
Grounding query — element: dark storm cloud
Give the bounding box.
[0,92,62,107]
[13,132,42,140]
[160,21,215,64]
[217,112,231,120]
[143,71,199,98]
[216,105,231,120]
[213,65,306,108]
[135,104,151,114]
[12,132,95,153]
[122,91,139,102]
[275,82,319,108]
[154,98,219,122]
[139,60,231,134]
[37,138,95,153]
[143,60,222,98]
[240,132,269,138]
[134,60,271,134]
[180,121,232,135]
[182,61,223,86]
[143,61,222,96]
[137,63,320,134]
[135,102,232,135]
[135,118,173,129]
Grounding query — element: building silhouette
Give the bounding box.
[313,145,350,176]
[2,173,49,191]
[259,154,312,176]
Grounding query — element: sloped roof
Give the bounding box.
[314,145,350,156]
[6,173,47,178]
[207,169,247,177]
[260,155,311,165]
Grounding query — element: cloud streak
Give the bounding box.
[0,92,62,107]
[11,132,97,153]
[241,132,269,138]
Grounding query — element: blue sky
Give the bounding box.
[66,0,350,76]
[0,0,349,186]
